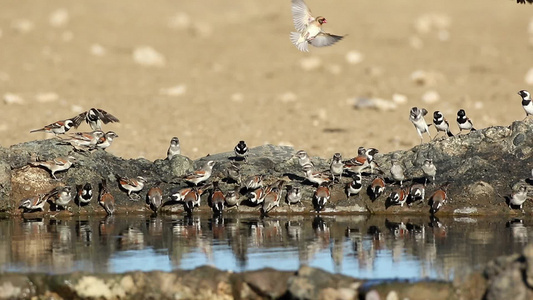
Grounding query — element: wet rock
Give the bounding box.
[287,265,361,299]
[240,268,291,299]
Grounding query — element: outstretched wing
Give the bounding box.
[309,33,344,48]
[292,0,314,32]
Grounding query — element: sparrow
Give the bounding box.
[286,185,302,205]
[99,179,115,215]
[71,108,120,131]
[518,90,533,119]
[58,130,105,151]
[330,153,344,182]
[225,186,240,207]
[365,148,380,174]
[234,140,249,162]
[247,187,266,205]
[314,182,331,212]
[170,187,193,202]
[224,162,242,184]
[390,159,406,186]
[183,187,202,213]
[96,131,119,150]
[244,174,265,190]
[408,183,426,204]
[147,183,163,213]
[409,107,432,143]
[343,147,369,174]
[433,111,454,138]
[183,160,215,186]
[76,183,93,206]
[167,137,181,160]
[261,187,282,216]
[118,176,146,200]
[290,0,344,52]
[46,186,73,209]
[345,173,363,198]
[422,158,437,184]
[210,181,225,215]
[456,109,476,133]
[303,165,331,186]
[293,150,314,169]
[429,183,450,214]
[30,155,76,180]
[388,187,408,207]
[30,119,74,135]
[509,185,528,211]
[369,177,385,201]
[18,194,47,212]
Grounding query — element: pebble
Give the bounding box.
[133,46,166,67]
[231,93,244,103]
[35,92,59,103]
[159,85,187,97]
[49,9,69,27]
[90,44,106,56]
[421,90,440,104]
[392,93,408,104]
[3,93,25,105]
[345,50,364,65]
[279,92,297,103]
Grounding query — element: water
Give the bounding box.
[0,214,529,280]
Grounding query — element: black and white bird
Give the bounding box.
[286,185,302,205]
[409,107,432,143]
[456,109,476,133]
[330,153,344,182]
[408,183,426,204]
[76,183,93,206]
[234,140,249,161]
[518,90,533,119]
[433,111,454,138]
[388,188,408,207]
[509,185,528,211]
[71,108,120,131]
[346,174,363,198]
[167,137,181,160]
[369,177,386,201]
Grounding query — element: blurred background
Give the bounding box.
[0,0,531,160]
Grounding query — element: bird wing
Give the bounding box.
[292,0,314,32]
[96,109,120,124]
[70,112,87,128]
[309,33,344,48]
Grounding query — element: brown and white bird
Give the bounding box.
[46,186,73,209]
[184,161,215,186]
[18,194,47,212]
[303,165,331,186]
[290,0,344,52]
[369,177,385,201]
[430,183,450,214]
[58,130,105,150]
[388,188,408,207]
[71,108,120,131]
[210,181,226,215]
[147,183,163,213]
[30,119,74,135]
[261,187,282,216]
[170,187,193,203]
[390,159,406,186]
[244,174,265,190]
[409,107,432,143]
[225,186,240,207]
[286,185,302,205]
[247,187,266,205]
[433,111,454,138]
[99,179,115,215]
[118,176,146,200]
[518,90,533,119]
[330,153,344,182]
[30,155,76,180]
[343,147,369,174]
[293,150,314,169]
[183,187,202,212]
[96,131,119,150]
[408,183,426,204]
[422,158,437,184]
[314,182,331,212]
[224,162,242,184]
[509,185,529,211]
[167,137,181,160]
[456,109,476,133]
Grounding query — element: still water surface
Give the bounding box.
[0,214,529,280]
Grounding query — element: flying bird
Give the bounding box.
[290,0,344,52]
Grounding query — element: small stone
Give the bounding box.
[3,93,25,105]
[392,93,408,104]
[525,68,533,86]
[385,290,399,300]
[345,50,364,65]
[159,84,187,97]
[365,290,381,300]
[133,46,166,67]
[279,92,297,103]
[35,92,59,103]
[49,9,69,27]
[300,56,322,71]
[421,90,440,104]
[231,93,244,102]
[90,44,106,56]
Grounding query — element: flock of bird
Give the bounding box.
[17,89,533,217]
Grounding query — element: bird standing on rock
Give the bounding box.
[433,111,454,138]
[330,153,344,182]
[30,156,77,180]
[456,109,476,133]
[234,140,249,162]
[518,90,533,119]
[167,137,181,160]
[422,158,437,184]
[509,185,529,211]
[409,107,432,144]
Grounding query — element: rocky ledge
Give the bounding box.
[0,119,531,216]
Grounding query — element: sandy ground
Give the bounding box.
[0,0,532,161]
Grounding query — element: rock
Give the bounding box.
[132,46,166,67]
[240,268,292,299]
[287,265,361,299]
[345,51,364,65]
[524,243,533,287]
[159,85,187,97]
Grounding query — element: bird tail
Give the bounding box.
[446,130,454,137]
[29,128,44,133]
[290,32,309,52]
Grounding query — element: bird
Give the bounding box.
[409,107,432,143]
[369,177,386,201]
[183,187,202,213]
[314,182,331,212]
[234,140,249,162]
[224,162,242,184]
[429,183,450,214]
[365,148,380,174]
[76,183,93,206]
[244,174,265,190]
[118,176,146,200]
[99,179,115,215]
[147,183,163,213]
[509,185,528,211]
[422,158,437,184]
[18,194,47,212]
[518,90,533,119]
[261,187,282,216]
[46,186,73,210]
[293,150,314,169]
[247,187,266,205]
[225,186,240,207]
[345,173,362,198]
[167,137,181,160]
[408,183,426,204]
[290,0,344,52]
[343,147,369,174]
[30,119,74,135]
[170,187,193,203]
[390,159,406,186]
[95,131,119,150]
[456,109,476,133]
[303,165,331,186]
[57,130,105,151]
[433,111,454,138]
[388,187,408,207]
[30,155,76,180]
[210,181,225,215]
[183,160,215,186]
[71,108,120,131]
[286,185,302,205]
[517,0,533,4]
[330,153,344,183]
